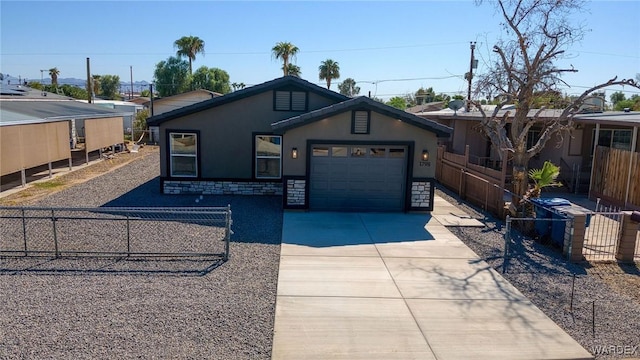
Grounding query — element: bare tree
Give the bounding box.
[473,0,639,211]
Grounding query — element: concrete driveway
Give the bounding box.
[271,195,593,360]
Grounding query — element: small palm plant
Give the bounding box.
[521,161,562,217]
[525,161,562,199]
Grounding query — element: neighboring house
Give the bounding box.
[405,101,444,114]
[127,97,150,106]
[75,99,141,134]
[0,85,127,187]
[147,76,452,212]
[418,107,640,193]
[145,89,222,143]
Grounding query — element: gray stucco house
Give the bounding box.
[146,76,452,211]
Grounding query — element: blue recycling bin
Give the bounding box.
[531,198,571,242]
[550,210,568,246]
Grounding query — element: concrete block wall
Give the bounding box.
[616,212,640,263]
[564,214,587,263]
[164,180,283,196]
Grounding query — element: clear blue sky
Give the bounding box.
[1,0,639,100]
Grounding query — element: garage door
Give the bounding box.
[309,145,407,211]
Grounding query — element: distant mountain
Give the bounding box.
[1,76,151,93]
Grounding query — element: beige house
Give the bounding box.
[418,107,640,194]
[145,89,222,143]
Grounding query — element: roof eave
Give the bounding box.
[147,76,349,126]
[272,97,452,137]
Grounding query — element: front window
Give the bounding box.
[255,135,282,178]
[526,129,541,150]
[169,132,197,177]
[592,128,632,151]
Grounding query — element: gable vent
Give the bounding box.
[291,91,306,111]
[353,111,370,134]
[275,91,290,110]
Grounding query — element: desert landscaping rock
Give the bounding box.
[435,185,640,360]
[0,149,282,359]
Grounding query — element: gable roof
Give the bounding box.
[147,76,350,126]
[271,96,452,137]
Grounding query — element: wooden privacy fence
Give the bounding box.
[436,145,507,216]
[590,146,640,210]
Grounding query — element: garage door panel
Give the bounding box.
[310,144,407,212]
[311,181,328,191]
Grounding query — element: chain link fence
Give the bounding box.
[0,206,231,260]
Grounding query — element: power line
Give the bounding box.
[0,41,469,57]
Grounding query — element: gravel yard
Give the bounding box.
[435,185,640,360]
[0,149,283,359]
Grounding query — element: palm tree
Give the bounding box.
[338,78,360,97]
[522,160,562,221]
[318,59,340,89]
[231,82,246,91]
[283,64,301,77]
[49,67,60,86]
[91,75,101,97]
[174,36,205,75]
[271,42,299,76]
[525,161,562,200]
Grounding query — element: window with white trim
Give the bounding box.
[274,90,307,111]
[255,135,282,178]
[169,132,198,177]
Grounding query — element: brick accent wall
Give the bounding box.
[164,180,282,196]
[286,179,306,206]
[411,181,432,209]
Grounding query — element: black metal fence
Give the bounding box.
[0,206,232,260]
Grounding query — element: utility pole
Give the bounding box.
[466,41,476,112]
[86,58,92,103]
[130,65,134,100]
[40,69,46,96]
[150,83,154,116]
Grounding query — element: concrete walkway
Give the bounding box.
[271,195,593,360]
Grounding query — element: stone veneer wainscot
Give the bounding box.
[164,180,283,195]
[286,179,306,206]
[411,181,432,208]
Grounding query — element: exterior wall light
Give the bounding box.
[291,147,298,159]
[421,149,429,161]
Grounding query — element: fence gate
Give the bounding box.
[583,203,623,261]
[0,206,231,260]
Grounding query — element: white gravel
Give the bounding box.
[435,185,640,360]
[0,153,283,359]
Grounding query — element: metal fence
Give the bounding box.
[502,216,573,273]
[0,206,232,260]
[583,206,623,262]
